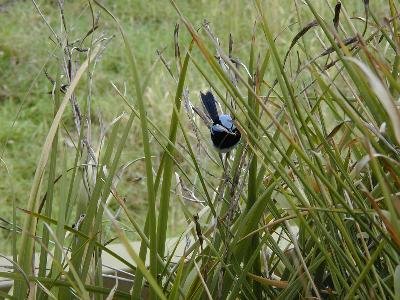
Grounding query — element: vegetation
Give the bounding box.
[0,0,399,299]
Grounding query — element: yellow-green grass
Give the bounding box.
[0,0,261,252]
[1,0,398,299]
[0,2,378,250]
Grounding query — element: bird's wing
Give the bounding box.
[200,91,220,124]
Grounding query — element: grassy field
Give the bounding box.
[1,0,399,299]
[0,0,373,246]
[0,0,266,242]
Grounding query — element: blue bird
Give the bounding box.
[200,91,241,153]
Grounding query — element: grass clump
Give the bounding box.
[0,0,399,299]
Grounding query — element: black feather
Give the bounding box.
[200,91,220,124]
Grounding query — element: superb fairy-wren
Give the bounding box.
[200,91,241,153]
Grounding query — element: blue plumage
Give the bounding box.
[200,91,241,153]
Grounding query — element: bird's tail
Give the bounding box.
[200,91,220,124]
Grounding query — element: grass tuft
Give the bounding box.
[0,0,399,299]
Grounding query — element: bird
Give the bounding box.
[200,91,241,153]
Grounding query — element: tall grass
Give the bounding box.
[1,0,399,299]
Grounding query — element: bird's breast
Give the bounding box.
[210,127,241,152]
